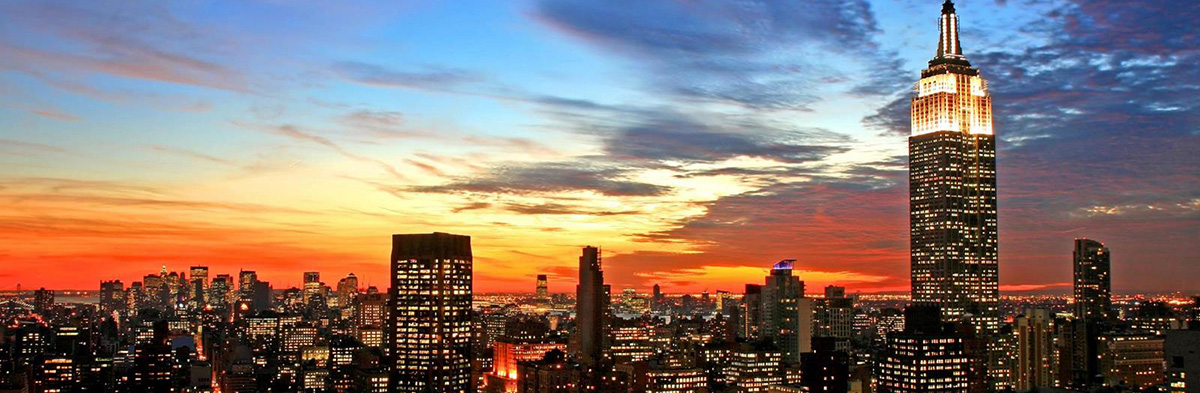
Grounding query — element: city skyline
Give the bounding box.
[1,0,1197,295]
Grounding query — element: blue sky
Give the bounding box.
[0,0,1197,292]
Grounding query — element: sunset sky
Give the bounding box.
[0,0,1196,294]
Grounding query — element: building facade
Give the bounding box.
[387,232,474,393]
[1073,238,1112,321]
[909,0,999,334]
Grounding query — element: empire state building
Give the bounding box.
[909,0,998,334]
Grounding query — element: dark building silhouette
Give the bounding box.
[1165,328,1200,393]
[100,280,125,315]
[909,0,999,334]
[574,246,606,366]
[801,337,849,393]
[33,288,54,315]
[741,284,763,340]
[387,232,473,393]
[1073,238,1112,321]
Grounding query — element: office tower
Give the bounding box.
[337,273,359,308]
[536,274,549,300]
[238,270,257,299]
[387,232,473,393]
[1073,238,1112,321]
[99,280,125,315]
[726,341,786,393]
[609,318,654,364]
[643,363,707,393]
[517,350,585,393]
[741,284,763,340]
[762,259,805,363]
[33,288,54,315]
[354,291,387,348]
[303,271,322,304]
[1165,329,1200,393]
[878,306,970,393]
[190,266,209,303]
[800,337,850,393]
[250,281,272,312]
[486,318,566,392]
[816,286,853,352]
[909,0,999,334]
[798,298,816,354]
[1056,318,1103,389]
[652,284,663,310]
[1013,308,1055,390]
[1097,332,1164,389]
[210,274,233,308]
[575,246,606,366]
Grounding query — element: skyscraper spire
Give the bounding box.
[934,0,966,63]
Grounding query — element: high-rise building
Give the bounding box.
[909,0,999,334]
[800,337,850,393]
[387,232,473,393]
[190,266,209,304]
[816,286,853,352]
[337,273,359,308]
[238,270,257,299]
[1013,308,1055,390]
[303,271,322,304]
[1098,332,1164,389]
[1165,329,1200,393]
[486,318,566,392]
[1073,238,1112,321]
[536,274,549,300]
[741,284,763,340]
[652,284,663,310]
[762,259,805,363]
[727,341,786,393]
[574,246,606,366]
[33,288,54,315]
[878,306,971,393]
[211,274,233,308]
[354,291,387,348]
[100,280,125,315]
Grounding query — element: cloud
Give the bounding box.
[257,123,409,181]
[0,1,249,92]
[532,0,902,108]
[30,109,81,121]
[857,0,1200,290]
[413,162,670,197]
[0,139,67,156]
[150,145,234,166]
[331,61,484,92]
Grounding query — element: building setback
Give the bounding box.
[909,0,999,334]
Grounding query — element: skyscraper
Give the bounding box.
[1013,308,1055,390]
[1073,238,1112,321]
[337,273,359,308]
[190,266,208,305]
[303,271,322,304]
[99,280,125,315]
[909,0,999,334]
[574,246,606,366]
[762,259,805,363]
[238,270,257,300]
[878,306,971,393]
[387,232,473,393]
[536,274,548,300]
